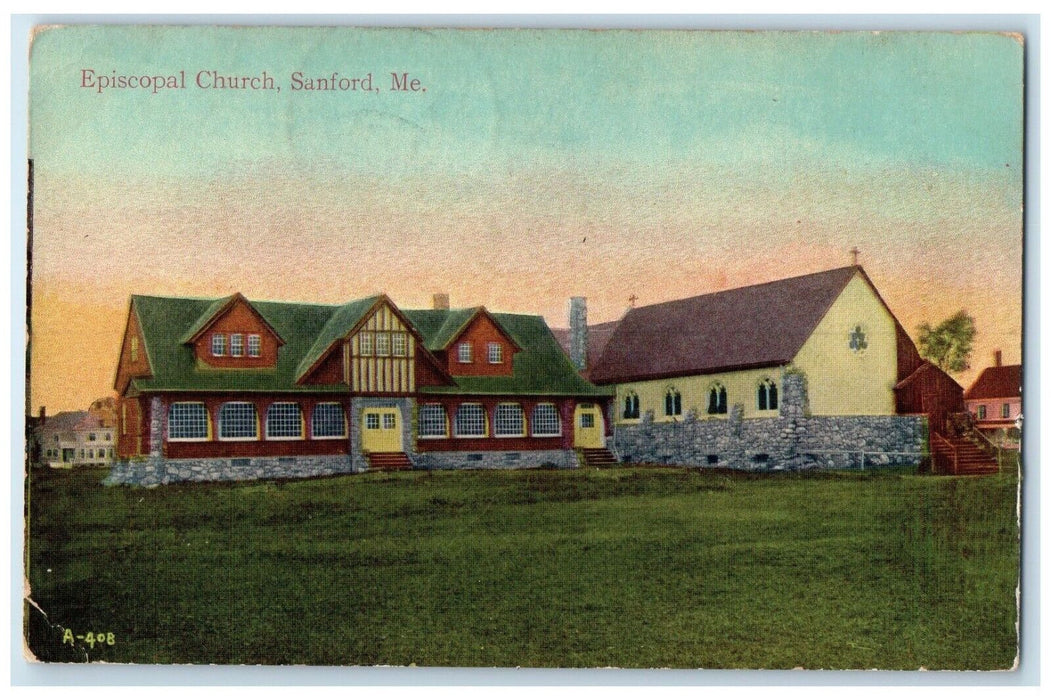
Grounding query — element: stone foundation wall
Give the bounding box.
[612,373,927,470]
[103,455,358,487]
[414,449,577,470]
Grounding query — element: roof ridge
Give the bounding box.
[630,266,859,313]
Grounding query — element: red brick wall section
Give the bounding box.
[302,346,344,385]
[116,396,145,458]
[415,347,452,388]
[446,314,516,377]
[193,299,281,369]
[160,394,350,458]
[115,307,152,394]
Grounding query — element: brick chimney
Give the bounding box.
[569,296,588,371]
[432,293,450,310]
[38,406,45,427]
[994,349,1002,367]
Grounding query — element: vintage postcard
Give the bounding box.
[23,25,1024,670]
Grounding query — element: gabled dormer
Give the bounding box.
[434,307,522,377]
[181,293,285,369]
[296,295,453,391]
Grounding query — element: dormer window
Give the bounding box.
[359,332,373,356]
[392,332,407,357]
[458,342,473,363]
[211,334,226,357]
[230,333,244,357]
[247,334,261,357]
[488,342,503,364]
[375,332,391,357]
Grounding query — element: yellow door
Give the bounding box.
[574,404,605,448]
[362,408,402,452]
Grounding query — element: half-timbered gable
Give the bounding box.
[347,299,419,394]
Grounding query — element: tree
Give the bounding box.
[917,311,977,374]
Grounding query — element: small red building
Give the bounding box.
[110,292,612,484]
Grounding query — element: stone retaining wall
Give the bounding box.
[103,455,359,486]
[414,449,577,471]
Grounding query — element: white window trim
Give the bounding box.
[217,402,259,441]
[375,332,392,357]
[453,403,487,437]
[488,342,503,364]
[265,403,305,441]
[457,342,473,364]
[212,333,226,357]
[392,332,408,357]
[311,403,347,440]
[230,333,244,357]
[531,404,562,437]
[494,403,526,438]
[417,404,449,440]
[247,334,261,358]
[167,402,211,442]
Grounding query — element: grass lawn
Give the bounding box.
[25,465,1019,669]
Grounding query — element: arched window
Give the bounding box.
[757,378,779,411]
[707,383,728,415]
[218,402,258,440]
[266,403,303,439]
[622,391,640,419]
[418,404,448,438]
[532,404,562,436]
[664,387,682,417]
[454,404,487,437]
[311,403,346,438]
[494,403,526,437]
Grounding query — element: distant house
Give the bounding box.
[964,352,1022,448]
[555,266,977,472]
[38,409,116,468]
[108,292,611,486]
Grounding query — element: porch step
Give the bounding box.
[580,448,618,468]
[366,452,413,471]
[931,434,999,476]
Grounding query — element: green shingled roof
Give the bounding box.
[404,310,609,396]
[126,295,609,398]
[294,295,382,380]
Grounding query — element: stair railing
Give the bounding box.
[968,428,1003,474]
[931,431,958,475]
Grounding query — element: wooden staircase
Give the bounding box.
[579,447,618,468]
[366,452,413,471]
[931,433,999,476]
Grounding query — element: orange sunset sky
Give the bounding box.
[28,28,1023,413]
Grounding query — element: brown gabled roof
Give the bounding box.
[588,266,862,385]
[551,319,622,379]
[964,364,1022,400]
[40,411,108,432]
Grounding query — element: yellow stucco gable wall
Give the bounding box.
[611,272,899,423]
[791,272,897,416]
[615,366,785,424]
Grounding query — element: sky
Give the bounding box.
[27,26,1024,412]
